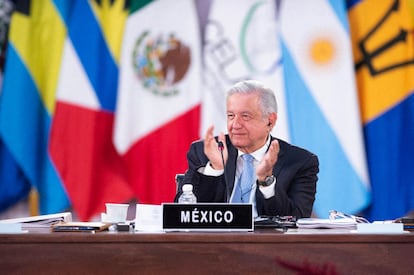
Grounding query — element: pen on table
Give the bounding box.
[54,226,97,231]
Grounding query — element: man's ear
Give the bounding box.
[268,113,277,128]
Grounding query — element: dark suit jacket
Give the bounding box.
[175,135,319,218]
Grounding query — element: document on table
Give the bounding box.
[0,212,73,231]
[0,212,72,233]
[135,204,163,232]
[296,218,357,229]
[51,222,111,232]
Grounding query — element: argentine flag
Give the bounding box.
[279,0,371,217]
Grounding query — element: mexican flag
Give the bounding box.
[114,0,202,204]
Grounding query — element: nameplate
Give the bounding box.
[162,203,253,231]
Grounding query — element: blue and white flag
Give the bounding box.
[279,0,371,217]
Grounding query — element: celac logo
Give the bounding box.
[132,31,191,96]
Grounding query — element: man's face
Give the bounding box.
[226,92,272,153]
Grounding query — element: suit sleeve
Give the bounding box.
[256,145,319,218]
[174,140,227,203]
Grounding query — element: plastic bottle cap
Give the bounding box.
[182,184,193,192]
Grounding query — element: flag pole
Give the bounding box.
[28,188,39,216]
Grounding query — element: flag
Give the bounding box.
[348,0,414,220]
[0,0,31,212]
[279,0,371,218]
[49,0,133,221]
[0,139,31,211]
[201,0,289,140]
[114,0,202,204]
[0,0,70,214]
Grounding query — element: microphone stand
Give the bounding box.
[218,141,230,202]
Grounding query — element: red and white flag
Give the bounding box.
[50,1,133,221]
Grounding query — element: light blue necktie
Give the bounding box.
[232,154,254,203]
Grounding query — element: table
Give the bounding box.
[1,228,413,274]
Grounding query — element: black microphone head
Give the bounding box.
[217,141,224,150]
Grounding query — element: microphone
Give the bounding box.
[217,140,230,202]
[217,141,224,151]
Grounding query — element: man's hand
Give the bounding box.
[204,125,227,170]
[256,139,279,181]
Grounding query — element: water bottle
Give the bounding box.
[178,184,197,204]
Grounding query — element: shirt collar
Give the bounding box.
[237,136,271,162]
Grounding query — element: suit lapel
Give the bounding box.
[271,137,285,177]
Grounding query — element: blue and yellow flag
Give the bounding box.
[0,139,31,211]
[0,0,31,212]
[348,0,414,220]
[0,0,70,214]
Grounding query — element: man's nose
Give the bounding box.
[231,115,243,128]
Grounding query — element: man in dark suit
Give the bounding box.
[176,80,319,218]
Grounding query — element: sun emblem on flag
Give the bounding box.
[132,31,191,96]
[309,36,336,66]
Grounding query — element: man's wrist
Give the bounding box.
[209,162,223,170]
[203,161,224,176]
[257,175,276,187]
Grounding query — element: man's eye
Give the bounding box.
[227,114,235,120]
[242,114,252,121]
